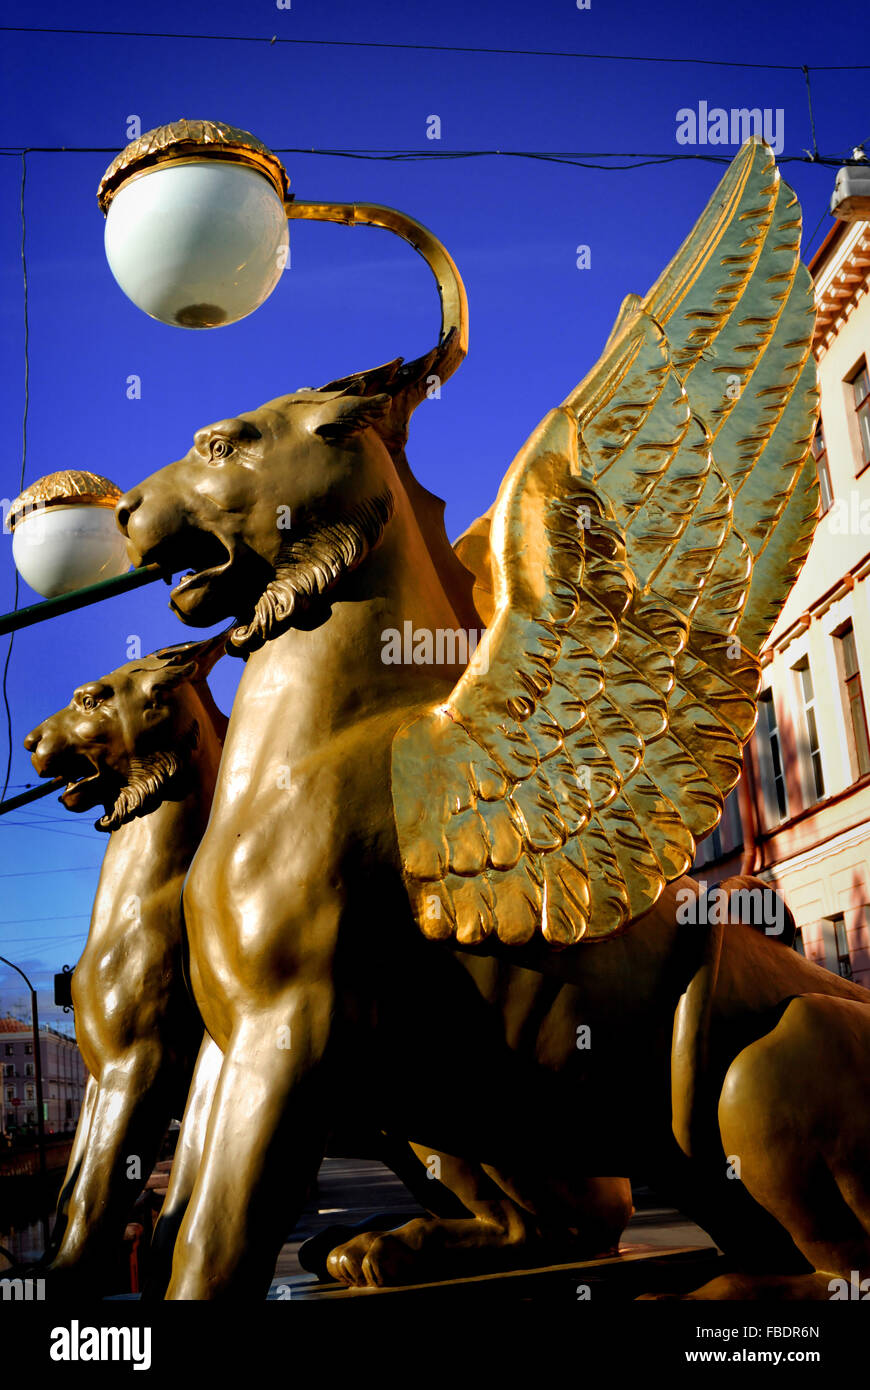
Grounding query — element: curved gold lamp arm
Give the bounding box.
[286,200,469,387]
[98,123,469,382]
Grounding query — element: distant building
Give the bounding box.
[695,209,870,988]
[0,1017,87,1135]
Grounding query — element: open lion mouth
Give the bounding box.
[141,528,234,616]
[51,752,112,813]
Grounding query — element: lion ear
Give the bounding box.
[142,659,197,698]
[314,393,392,443]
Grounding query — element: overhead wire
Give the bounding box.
[0,915,89,927]
[1,25,868,70]
[0,865,101,878]
[0,145,859,169]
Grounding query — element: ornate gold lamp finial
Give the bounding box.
[98,119,291,328]
[9,471,129,598]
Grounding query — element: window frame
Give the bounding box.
[757,687,789,823]
[793,657,825,803]
[834,621,870,780]
[849,359,870,474]
[833,913,853,979]
[812,418,834,515]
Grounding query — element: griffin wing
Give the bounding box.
[392,139,819,947]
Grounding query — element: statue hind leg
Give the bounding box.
[326,1145,539,1287]
[326,1143,632,1287]
[684,993,870,1299]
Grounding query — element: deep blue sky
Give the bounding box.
[0,0,866,1030]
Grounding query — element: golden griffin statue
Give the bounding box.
[24,638,226,1291]
[29,138,870,1302]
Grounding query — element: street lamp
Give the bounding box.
[8,470,130,599]
[0,118,468,641]
[0,956,49,1248]
[99,121,289,328]
[96,118,468,370]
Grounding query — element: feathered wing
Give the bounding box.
[392,139,819,947]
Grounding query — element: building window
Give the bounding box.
[812,420,833,514]
[4,1045,12,1056]
[5,1088,13,1102]
[722,787,742,851]
[835,622,870,779]
[24,1063,34,1077]
[24,1043,32,1055]
[25,1085,34,1101]
[3,1064,12,1077]
[833,913,852,979]
[758,689,788,820]
[794,658,825,801]
[850,360,870,471]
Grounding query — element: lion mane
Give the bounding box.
[97,721,200,833]
[228,489,395,656]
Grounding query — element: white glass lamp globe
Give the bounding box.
[104,161,289,328]
[9,472,130,598]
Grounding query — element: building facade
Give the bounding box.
[0,1017,87,1135]
[696,210,870,989]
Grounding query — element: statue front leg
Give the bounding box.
[165,995,332,1301]
[47,1047,175,1288]
[41,1073,99,1266]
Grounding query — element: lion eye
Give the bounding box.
[80,694,98,711]
[209,438,234,461]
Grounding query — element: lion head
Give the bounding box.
[116,386,399,656]
[115,350,480,655]
[24,635,226,832]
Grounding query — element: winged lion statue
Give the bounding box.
[113,138,870,1301]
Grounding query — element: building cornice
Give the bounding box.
[763,558,870,658]
[813,220,870,353]
[759,814,870,879]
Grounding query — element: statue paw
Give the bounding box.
[326,1230,419,1288]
